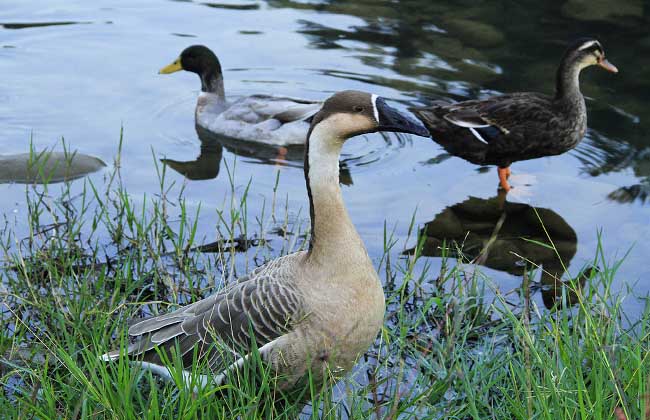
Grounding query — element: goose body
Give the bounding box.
[412,38,618,191]
[161,45,322,146]
[102,90,429,396]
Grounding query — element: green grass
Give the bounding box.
[0,141,648,419]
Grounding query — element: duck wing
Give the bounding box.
[222,95,322,125]
[102,253,306,377]
[412,93,560,166]
[443,93,556,142]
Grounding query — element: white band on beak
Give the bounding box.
[371,94,379,122]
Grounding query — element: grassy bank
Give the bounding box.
[0,147,648,419]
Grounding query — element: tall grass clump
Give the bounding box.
[0,140,647,419]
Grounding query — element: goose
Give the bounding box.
[411,38,618,191]
[159,45,322,147]
[102,90,429,399]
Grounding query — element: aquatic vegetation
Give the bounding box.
[1,0,649,417]
[0,143,647,418]
[0,145,106,185]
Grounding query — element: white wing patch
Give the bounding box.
[468,127,489,144]
[371,94,379,122]
[444,115,491,129]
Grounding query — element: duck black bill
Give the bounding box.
[376,97,430,137]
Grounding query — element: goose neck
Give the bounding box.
[304,124,366,265]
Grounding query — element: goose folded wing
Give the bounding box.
[118,275,304,368]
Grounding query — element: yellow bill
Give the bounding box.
[159,58,183,74]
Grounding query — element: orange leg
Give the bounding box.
[505,167,511,179]
[497,166,511,191]
[274,146,288,164]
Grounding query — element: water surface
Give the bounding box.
[1,0,648,316]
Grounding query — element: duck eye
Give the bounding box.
[353,106,364,113]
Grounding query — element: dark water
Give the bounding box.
[1,0,649,316]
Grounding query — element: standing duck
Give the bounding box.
[159,45,322,146]
[102,91,429,399]
[411,38,618,191]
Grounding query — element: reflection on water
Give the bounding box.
[1,0,649,317]
[406,193,591,309]
[0,150,106,184]
[196,126,305,164]
[171,32,197,38]
[576,121,650,204]
[0,21,90,30]
[608,180,650,204]
[201,3,260,10]
[161,133,223,181]
[0,0,648,408]
[162,125,354,185]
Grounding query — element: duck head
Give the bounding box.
[564,38,618,73]
[159,45,220,74]
[159,45,224,95]
[308,90,430,141]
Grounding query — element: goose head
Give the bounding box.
[563,38,618,74]
[308,90,429,142]
[304,91,429,255]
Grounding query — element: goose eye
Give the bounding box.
[353,106,364,113]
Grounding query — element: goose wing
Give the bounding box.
[221,95,322,125]
[103,254,306,372]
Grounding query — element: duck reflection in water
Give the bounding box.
[406,192,597,309]
[160,134,223,181]
[160,125,353,185]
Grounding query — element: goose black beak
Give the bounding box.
[375,97,430,137]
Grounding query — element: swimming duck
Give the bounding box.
[411,38,618,191]
[159,45,322,146]
[102,91,429,399]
